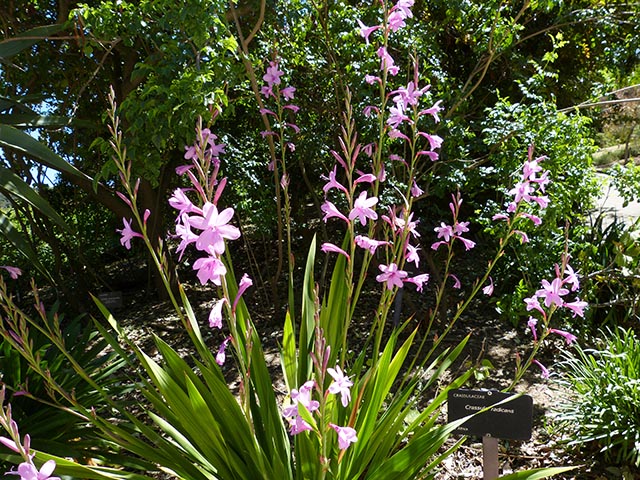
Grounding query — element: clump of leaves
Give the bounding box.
[554,327,640,467]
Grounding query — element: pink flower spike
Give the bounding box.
[565,298,588,318]
[349,191,378,226]
[329,423,358,450]
[327,365,353,407]
[321,201,349,224]
[116,218,144,250]
[532,359,550,379]
[233,274,253,313]
[527,317,538,341]
[216,337,230,366]
[376,263,408,290]
[482,277,494,296]
[0,266,22,279]
[549,328,577,345]
[321,243,350,261]
[208,298,226,329]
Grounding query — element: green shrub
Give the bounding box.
[554,327,640,466]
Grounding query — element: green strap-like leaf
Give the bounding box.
[0,124,87,179]
[0,24,64,60]
[0,113,73,128]
[0,166,70,231]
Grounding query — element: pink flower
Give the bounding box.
[527,317,538,341]
[434,222,454,242]
[420,100,443,122]
[322,166,349,195]
[209,298,226,329]
[9,460,60,480]
[387,103,410,129]
[175,214,199,260]
[449,274,461,289]
[549,328,577,345]
[376,46,399,76]
[263,60,283,87]
[329,423,358,450]
[216,337,230,366]
[354,235,390,254]
[321,243,350,261]
[288,414,313,435]
[482,277,494,296]
[169,188,199,217]
[376,263,408,290]
[411,181,424,198]
[404,273,429,292]
[290,380,319,413]
[189,202,241,255]
[564,265,580,291]
[193,255,227,285]
[280,86,296,100]
[524,295,545,316]
[349,191,378,226]
[536,278,569,308]
[357,19,381,45]
[327,365,353,407]
[116,218,143,250]
[232,274,253,313]
[405,244,420,267]
[564,298,588,318]
[532,359,550,379]
[321,201,349,223]
[0,266,22,279]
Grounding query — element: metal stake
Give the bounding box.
[482,435,499,480]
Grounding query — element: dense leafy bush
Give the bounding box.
[554,327,640,466]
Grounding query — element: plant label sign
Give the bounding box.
[98,291,123,310]
[447,389,533,441]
